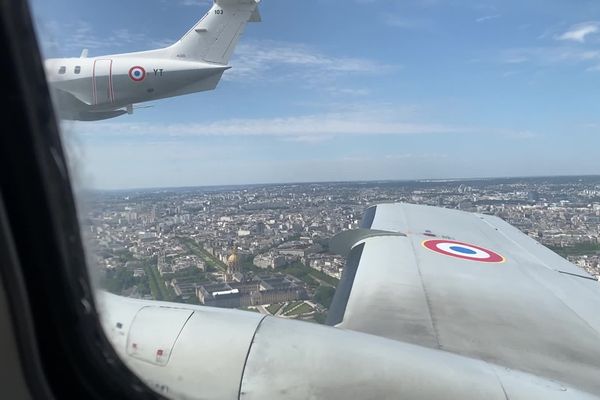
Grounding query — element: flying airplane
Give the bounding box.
[97,203,600,399]
[44,0,261,121]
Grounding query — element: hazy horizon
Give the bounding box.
[83,173,600,192]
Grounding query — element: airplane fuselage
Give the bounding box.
[43,0,260,121]
[45,56,229,120]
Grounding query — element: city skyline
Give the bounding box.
[89,176,600,317]
[86,173,600,192]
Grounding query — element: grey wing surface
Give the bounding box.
[329,203,600,396]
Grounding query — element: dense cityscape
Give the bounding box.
[83,176,600,323]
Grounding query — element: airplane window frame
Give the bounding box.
[74,66,81,74]
[0,1,164,399]
[58,66,65,74]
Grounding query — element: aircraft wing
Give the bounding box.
[329,203,600,396]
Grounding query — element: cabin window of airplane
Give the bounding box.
[24,0,600,398]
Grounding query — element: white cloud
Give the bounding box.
[323,87,371,97]
[224,40,396,96]
[70,105,533,144]
[476,14,501,24]
[226,40,395,82]
[72,107,464,141]
[384,15,433,30]
[37,20,174,57]
[501,46,600,68]
[178,0,211,6]
[384,153,448,160]
[557,22,600,43]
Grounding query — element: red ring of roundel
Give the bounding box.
[422,239,505,263]
[128,66,146,82]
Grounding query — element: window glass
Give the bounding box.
[25,0,600,398]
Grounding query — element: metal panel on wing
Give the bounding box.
[126,306,193,366]
[330,203,600,396]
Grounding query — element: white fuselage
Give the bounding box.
[45,55,228,118]
[43,0,260,120]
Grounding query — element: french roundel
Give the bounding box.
[128,66,146,82]
[422,239,505,263]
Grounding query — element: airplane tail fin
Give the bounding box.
[167,0,260,65]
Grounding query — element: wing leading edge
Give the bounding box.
[329,203,600,396]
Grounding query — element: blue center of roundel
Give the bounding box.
[449,246,477,255]
[134,71,141,76]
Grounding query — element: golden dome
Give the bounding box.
[227,253,238,265]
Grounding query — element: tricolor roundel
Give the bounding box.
[129,66,146,82]
[422,239,505,263]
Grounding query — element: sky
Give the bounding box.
[28,0,600,189]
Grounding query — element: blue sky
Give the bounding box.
[30,0,600,189]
